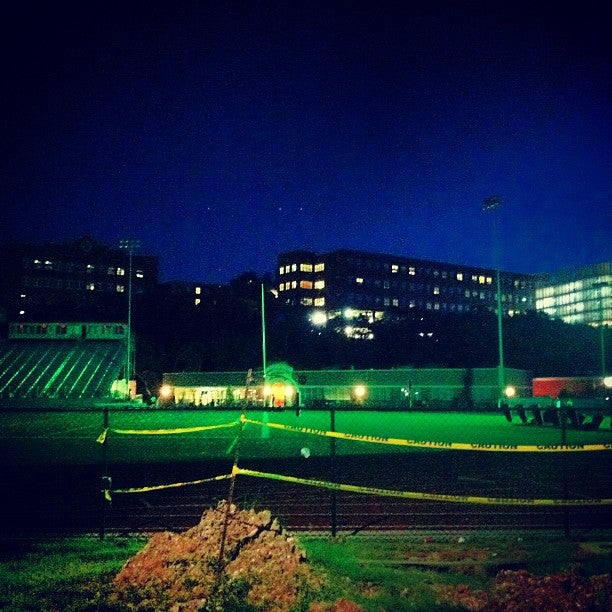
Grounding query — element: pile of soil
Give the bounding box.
[111,501,320,611]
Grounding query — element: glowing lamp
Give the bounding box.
[353,384,367,400]
[504,385,516,398]
[311,311,327,325]
[159,384,173,399]
[285,385,294,398]
[604,376,612,389]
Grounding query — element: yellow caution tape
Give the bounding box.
[107,473,233,498]
[242,417,612,452]
[234,467,612,506]
[103,420,239,436]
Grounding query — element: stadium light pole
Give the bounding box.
[482,196,505,402]
[593,280,611,378]
[120,239,140,400]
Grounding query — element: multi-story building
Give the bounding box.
[277,249,535,322]
[534,262,611,327]
[0,236,159,323]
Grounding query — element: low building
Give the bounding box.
[161,362,531,410]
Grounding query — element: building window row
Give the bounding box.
[21,276,129,293]
[22,258,146,279]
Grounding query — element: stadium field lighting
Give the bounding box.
[119,238,140,400]
[482,195,505,403]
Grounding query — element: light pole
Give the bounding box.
[119,239,140,400]
[592,281,611,378]
[483,195,505,401]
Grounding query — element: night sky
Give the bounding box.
[1,1,610,283]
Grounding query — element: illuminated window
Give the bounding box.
[384,298,390,306]
[116,285,124,292]
[409,267,416,275]
[486,277,492,284]
[391,264,399,273]
[279,267,284,275]
[195,298,201,305]
[300,297,313,306]
[195,286,201,294]
[300,263,313,272]
[457,273,463,281]
[383,281,390,289]
[314,280,325,289]
[479,276,485,284]
[291,264,297,272]
[471,275,478,282]
[136,270,144,279]
[433,286,440,295]
[44,260,53,269]
[117,268,125,276]
[87,283,95,291]
[300,280,313,289]
[314,297,325,306]
[314,263,325,272]
[392,298,399,306]
[291,280,297,289]
[356,277,364,284]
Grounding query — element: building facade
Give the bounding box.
[161,362,532,410]
[534,262,611,327]
[0,236,159,323]
[277,249,535,320]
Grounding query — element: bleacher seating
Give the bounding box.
[0,340,125,400]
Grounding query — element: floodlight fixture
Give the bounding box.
[482,195,502,211]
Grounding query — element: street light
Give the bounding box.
[482,195,505,401]
[119,239,140,400]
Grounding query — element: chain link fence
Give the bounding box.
[0,404,610,537]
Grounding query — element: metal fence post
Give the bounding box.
[330,403,337,537]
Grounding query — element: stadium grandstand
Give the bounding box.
[0,322,128,403]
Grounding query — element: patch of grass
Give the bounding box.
[0,535,146,611]
[0,533,610,611]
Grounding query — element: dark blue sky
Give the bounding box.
[2,1,610,282]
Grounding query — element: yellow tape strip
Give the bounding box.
[234,467,612,506]
[107,473,233,497]
[106,420,239,436]
[242,418,612,452]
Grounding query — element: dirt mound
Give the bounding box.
[111,501,319,611]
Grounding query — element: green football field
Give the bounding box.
[0,407,610,466]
